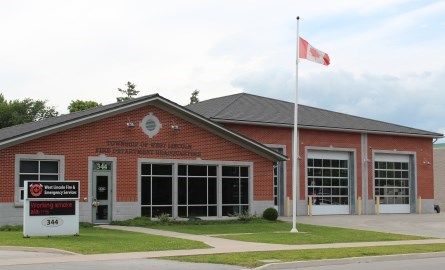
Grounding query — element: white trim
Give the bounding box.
[375,153,410,162]
[15,153,65,206]
[307,150,349,160]
[140,113,162,138]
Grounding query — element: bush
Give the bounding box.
[111,216,157,227]
[262,207,278,221]
[79,222,94,228]
[0,225,23,231]
[237,211,257,222]
[156,213,171,223]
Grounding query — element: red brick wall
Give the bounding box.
[299,129,362,200]
[0,106,273,202]
[224,124,293,201]
[367,134,434,199]
[223,124,434,203]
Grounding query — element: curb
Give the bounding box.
[256,251,445,269]
[0,246,79,255]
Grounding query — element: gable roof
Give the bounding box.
[0,94,287,161]
[187,93,442,138]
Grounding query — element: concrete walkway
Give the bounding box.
[280,213,445,238]
[1,224,445,267]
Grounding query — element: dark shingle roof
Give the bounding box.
[187,93,442,138]
[0,93,287,161]
[0,94,160,144]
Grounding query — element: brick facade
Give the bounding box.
[0,99,437,223]
[0,105,273,212]
[223,123,435,214]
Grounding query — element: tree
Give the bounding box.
[116,81,139,102]
[189,89,200,105]
[0,94,59,129]
[68,100,102,113]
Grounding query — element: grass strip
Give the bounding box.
[112,217,425,244]
[0,226,209,254]
[166,244,445,268]
[216,223,425,244]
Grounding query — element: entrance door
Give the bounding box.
[92,171,112,224]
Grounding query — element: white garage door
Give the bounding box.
[307,151,350,215]
[374,154,411,214]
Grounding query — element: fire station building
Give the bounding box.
[0,93,441,225]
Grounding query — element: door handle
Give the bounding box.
[92,199,101,207]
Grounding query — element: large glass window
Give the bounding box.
[222,166,249,216]
[141,164,173,218]
[307,158,349,205]
[19,160,59,200]
[178,165,217,217]
[374,161,410,205]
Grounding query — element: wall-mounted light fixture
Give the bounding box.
[127,118,135,128]
[423,159,431,165]
[171,121,180,131]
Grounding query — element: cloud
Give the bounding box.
[299,68,445,135]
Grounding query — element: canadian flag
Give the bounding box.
[299,37,330,66]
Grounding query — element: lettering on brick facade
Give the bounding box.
[95,141,201,157]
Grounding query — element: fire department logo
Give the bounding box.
[29,183,43,197]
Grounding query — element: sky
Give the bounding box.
[1,0,445,140]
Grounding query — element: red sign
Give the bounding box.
[29,201,76,216]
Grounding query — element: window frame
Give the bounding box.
[138,158,253,218]
[15,154,65,206]
[177,164,218,217]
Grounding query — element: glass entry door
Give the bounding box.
[92,171,112,224]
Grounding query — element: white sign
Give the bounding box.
[23,181,80,237]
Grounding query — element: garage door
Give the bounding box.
[374,154,411,214]
[307,151,351,215]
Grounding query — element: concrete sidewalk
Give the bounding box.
[1,224,445,267]
[280,214,445,238]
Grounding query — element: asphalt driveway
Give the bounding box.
[281,213,445,238]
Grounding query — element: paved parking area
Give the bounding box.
[281,213,445,238]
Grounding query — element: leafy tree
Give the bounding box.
[189,89,200,105]
[116,81,139,102]
[68,100,102,113]
[0,94,59,129]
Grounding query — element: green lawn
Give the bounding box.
[167,244,445,268]
[0,226,208,254]
[113,217,425,244]
[217,223,424,244]
[112,217,289,235]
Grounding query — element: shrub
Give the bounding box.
[0,225,23,231]
[237,211,257,222]
[79,222,94,228]
[111,216,157,226]
[156,213,171,223]
[262,207,278,221]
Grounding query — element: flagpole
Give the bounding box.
[291,16,300,233]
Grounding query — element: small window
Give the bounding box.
[18,159,60,201]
